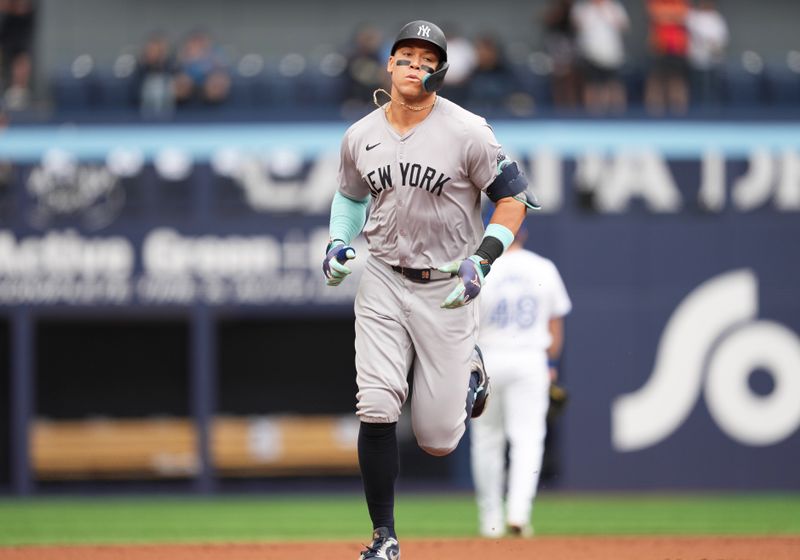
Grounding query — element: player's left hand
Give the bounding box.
[547,382,569,422]
[437,255,488,309]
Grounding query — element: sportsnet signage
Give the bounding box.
[612,269,800,449]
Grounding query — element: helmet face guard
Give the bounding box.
[394,58,450,93]
[390,20,448,92]
[421,61,449,93]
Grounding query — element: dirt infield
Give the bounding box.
[1,536,798,560]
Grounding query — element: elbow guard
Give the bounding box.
[486,160,541,210]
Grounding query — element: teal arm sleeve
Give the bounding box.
[474,223,515,268]
[329,191,370,245]
[483,223,515,251]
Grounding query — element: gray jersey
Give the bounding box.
[338,96,502,269]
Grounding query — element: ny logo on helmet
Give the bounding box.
[417,25,431,37]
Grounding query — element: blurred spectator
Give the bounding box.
[686,0,728,107]
[0,0,36,111]
[541,0,580,108]
[442,23,477,105]
[134,32,175,119]
[645,0,690,115]
[466,33,531,114]
[173,29,231,107]
[341,23,386,111]
[571,0,630,115]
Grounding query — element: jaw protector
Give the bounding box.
[422,61,449,92]
[394,59,450,93]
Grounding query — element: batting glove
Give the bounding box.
[322,242,356,286]
[437,255,489,309]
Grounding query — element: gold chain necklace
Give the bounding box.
[373,88,436,112]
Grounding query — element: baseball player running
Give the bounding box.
[322,20,537,560]
[470,223,572,538]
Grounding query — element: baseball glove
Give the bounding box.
[547,382,568,422]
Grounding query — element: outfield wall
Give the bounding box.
[0,120,798,493]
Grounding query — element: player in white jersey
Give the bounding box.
[470,223,572,538]
[321,20,539,560]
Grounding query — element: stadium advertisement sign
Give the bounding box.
[0,121,798,490]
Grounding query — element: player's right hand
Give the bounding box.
[322,242,356,286]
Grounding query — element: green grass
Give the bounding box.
[0,493,798,546]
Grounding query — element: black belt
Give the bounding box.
[391,265,455,283]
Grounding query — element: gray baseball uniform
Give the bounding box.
[338,97,503,454]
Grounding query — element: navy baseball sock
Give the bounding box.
[358,421,399,538]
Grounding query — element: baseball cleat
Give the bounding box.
[359,527,400,560]
[469,345,491,418]
[507,524,534,537]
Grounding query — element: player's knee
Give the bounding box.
[415,422,464,457]
[419,443,457,457]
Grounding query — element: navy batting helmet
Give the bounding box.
[391,20,449,93]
